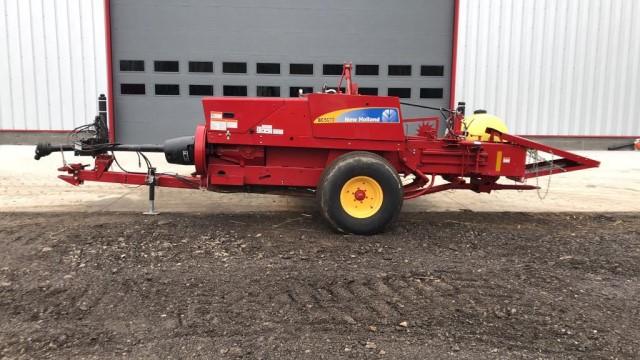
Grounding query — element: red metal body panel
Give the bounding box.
[208,164,323,187]
[307,94,405,142]
[202,94,405,147]
[404,140,528,179]
[201,93,409,189]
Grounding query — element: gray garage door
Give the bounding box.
[110,0,455,143]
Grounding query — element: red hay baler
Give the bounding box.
[35,64,599,234]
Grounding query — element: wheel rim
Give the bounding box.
[340,176,384,218]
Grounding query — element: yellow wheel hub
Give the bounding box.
[340,176,384,218]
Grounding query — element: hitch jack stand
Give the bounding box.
[143,167,159,215]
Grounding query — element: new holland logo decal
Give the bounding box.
[313,107,399,124]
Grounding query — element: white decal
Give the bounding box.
[256,125,273,134]
[210,120,227,131]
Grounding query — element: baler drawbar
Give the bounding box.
[35,64,599,234]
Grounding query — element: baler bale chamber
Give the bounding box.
[35,64,599,235]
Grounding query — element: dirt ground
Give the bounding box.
[0,211,639,359]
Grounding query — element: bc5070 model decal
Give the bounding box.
[314,107,399,124]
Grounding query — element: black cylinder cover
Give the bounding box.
[163,136,195,165]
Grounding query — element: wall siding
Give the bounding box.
[108,0,454,143]
[0,0,107,130]
[456,0,640,136]
[1,0,638,136]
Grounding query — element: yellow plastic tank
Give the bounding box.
[462,110,509,142]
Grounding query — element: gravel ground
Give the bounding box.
[0,211,639,359]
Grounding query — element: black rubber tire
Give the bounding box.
[317,151,403,235]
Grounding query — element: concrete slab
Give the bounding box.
[0,145,638,213]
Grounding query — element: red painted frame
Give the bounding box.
[57,155,200,189]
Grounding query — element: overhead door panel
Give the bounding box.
[110,0,455,143]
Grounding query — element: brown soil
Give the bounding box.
[0,212,639,359]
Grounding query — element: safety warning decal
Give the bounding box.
[256,125,272,134]
[209,111,238,131]
[256,124,284,135]
[313,107,399,124]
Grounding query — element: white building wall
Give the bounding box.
[456,0,640,136]
[1,0,639,136]
[0,0,107,130]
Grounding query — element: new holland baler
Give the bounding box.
[34,64,599,234]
